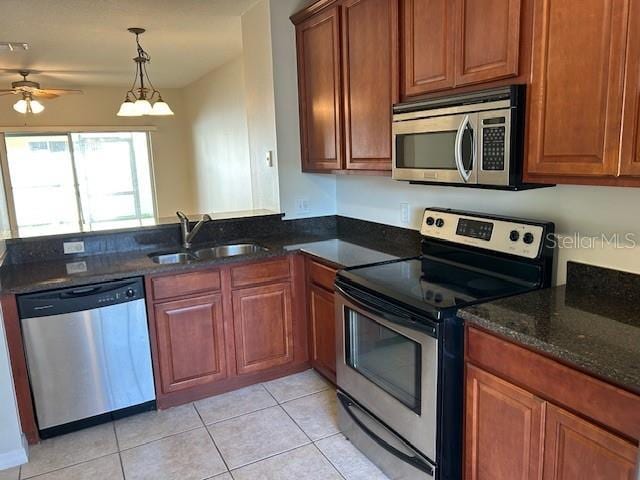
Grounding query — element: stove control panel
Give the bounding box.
[421,209,547,259]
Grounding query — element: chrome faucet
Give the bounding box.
[177,211,212,249]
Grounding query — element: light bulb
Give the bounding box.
[30,100,45,114]
[13,99,28,114]
[150,100,174,116]
[134,99,152,115]
[117,100,138,116]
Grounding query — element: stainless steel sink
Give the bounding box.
[150,252,196,264]
[194,243,268,260]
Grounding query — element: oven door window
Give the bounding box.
[344,308,422,414]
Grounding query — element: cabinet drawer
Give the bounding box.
[308,259,337,291]
[152,269,221,301]
[231,258,291,288]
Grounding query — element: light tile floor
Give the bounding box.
[4,370,389,480]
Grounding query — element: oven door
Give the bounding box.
[335,283,439,461]
[392,113,478,184]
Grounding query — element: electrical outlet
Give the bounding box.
[400,203,410,226]
[295,198,310,214]
[63,241,85,255]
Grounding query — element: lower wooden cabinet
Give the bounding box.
[543,405,638,480]
[154,294,228,394]
[305,257,339,383]
[308,284,337,382]
[232,282,294,375]
[465,326,640,480]
[147,255,307,408]
[465,364,544,480]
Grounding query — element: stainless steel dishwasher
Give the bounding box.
[19,277,156,437]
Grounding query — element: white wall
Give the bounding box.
[0,87,196,217]
[184,57,253,213]
[241,0,281,213]
[269,0,337,220]
[0,310,27,469]
[336,176,640,283]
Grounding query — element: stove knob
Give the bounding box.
[125,288,135,298]
[509,230,520,242]
[434,293,443,303]
[426,216,435,226]
[435,218,445,228]
[523,232,535,245]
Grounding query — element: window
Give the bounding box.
[2,132,156,237]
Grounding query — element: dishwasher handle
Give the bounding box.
[17,277,145,318]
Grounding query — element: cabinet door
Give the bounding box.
[402,0,455,96]
[543,405,638,480]
[296,7,343,171]
[154,294,227,394]
[465,365,545,480]
[621,0,640,177]
[455,0,521,86]
[526,0,629,177]
[308,284,336,382]
[232,282,294,375]
[341,0,398,171]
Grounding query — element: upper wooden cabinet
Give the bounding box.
[401,0,523,97]
[526,0,630,178]
[342,0,399,170]
[296,7,343,171]
[402,0,455,95]
[455,0,522,86]
[293,0,398,173]
[621,0,640,177]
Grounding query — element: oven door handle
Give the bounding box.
[338,391,435,477]
[335,283,438,338]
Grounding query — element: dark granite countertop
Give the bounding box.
[0,233,410,295]
[460,262,640,395]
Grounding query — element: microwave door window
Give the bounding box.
[345,308,422,413]
[396,131,457,170]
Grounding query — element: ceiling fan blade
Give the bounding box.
[34,88,83,95]
[0,90,18,95]
[30,91,59,99]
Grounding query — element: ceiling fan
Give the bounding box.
[0,70,82,113]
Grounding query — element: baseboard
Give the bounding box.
[0,434,28,470]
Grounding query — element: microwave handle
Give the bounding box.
[455,114,473,183]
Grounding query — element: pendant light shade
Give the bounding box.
[117,28,173,117]
[150,98,174,116]
[29,99,45,114]
[117,99,137,117]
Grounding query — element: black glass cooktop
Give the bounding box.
[338,257,536,320]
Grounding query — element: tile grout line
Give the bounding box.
[19,451,118,480]
[112,422,126,480]
[194,401,232,475]
[228,442,315,474]
[310,442,348,480]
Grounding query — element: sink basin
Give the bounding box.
[150,252,195,264]
[194,243,268,260]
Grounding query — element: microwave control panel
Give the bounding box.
[481,117,506,171]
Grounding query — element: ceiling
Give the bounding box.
[0,0,261,89]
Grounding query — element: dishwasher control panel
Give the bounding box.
[18,278,145,318]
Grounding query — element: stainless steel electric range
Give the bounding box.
[335,208,555,480]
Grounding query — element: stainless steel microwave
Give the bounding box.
[392,85,528,189]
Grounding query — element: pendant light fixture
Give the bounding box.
[117,28,174,117]
[13,93,44,114]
